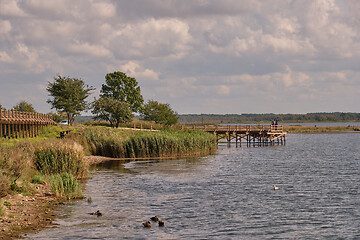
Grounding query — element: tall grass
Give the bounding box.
[82,127,217,158]
[47,172,82,199]
[0,200,5,216]
[33,141,88,178]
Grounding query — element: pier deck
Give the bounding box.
[189,125,286,146]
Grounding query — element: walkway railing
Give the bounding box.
[185,125,284,132]
[0,109,55,138]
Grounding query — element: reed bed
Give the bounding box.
[82,127,217,158]
[33,141,88,179]
[47,172,82,199]
[0,136,87,199]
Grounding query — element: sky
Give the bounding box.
[0,0,359,114]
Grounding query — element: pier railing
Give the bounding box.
[186,124,284,133]
[0,109,55,138]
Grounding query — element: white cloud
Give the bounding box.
[0,51,13,63]
[0,20,12,35]
[111,18,192,59]
[120,61,159,81]
[67,41,112,58]
[0,0,27,17]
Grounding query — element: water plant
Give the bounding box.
[47,172,82,199]
[33,141,88,178]
[82,127,217,158]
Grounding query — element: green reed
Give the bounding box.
[47,172,82,199]
[82,127,217,158]
[33,141,88,178]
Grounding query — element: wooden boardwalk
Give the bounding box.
[189,125,286,146]
[0,109,55,139]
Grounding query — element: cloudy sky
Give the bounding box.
[0,0,359,114]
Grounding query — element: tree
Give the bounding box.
[12,100,36,112]
[100,72,144,112]
[140,100,178,125]
[92,97,134,128]
[47,75,94,125]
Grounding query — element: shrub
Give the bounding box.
[48,172,82,199]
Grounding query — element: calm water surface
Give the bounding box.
[26,134,360,239]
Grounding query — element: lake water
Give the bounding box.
[26,133,360,239]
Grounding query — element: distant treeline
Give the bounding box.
[178,113,360,124]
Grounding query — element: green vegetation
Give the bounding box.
[47,172,82,199]
[0,200,5,216]
[12,100,36,112]
[284,125,358,133]
[47,75,95,125]
[140,100,178,126]
[101,71,144,112]
[179,113,360,124]
[33,141,87,178]
[0,124,217,202]
[92,97,134,128]
[82,127,217,158]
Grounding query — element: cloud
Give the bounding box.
[120,61,159,81]
[0,0,360,114]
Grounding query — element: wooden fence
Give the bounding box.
[0,109,55,139]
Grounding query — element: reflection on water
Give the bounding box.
[26,134,360,239]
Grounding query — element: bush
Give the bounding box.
[48,172,82,199]
[34,141,88,178]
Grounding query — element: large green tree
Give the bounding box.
[140,100,178,126]
[47,75,94,125]
[100,72,144,112]
[12,100,36,112]
[92,97,133,128]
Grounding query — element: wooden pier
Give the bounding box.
[189,125,286,146]
[0,109,55,139]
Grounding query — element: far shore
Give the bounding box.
[283,125,360,133]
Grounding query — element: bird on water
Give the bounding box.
[143,221,152,228]
[90,210,102,216]
[150,216,159,222]
[273,185,279,190]
[158,220,165,227]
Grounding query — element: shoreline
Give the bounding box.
[0,152,216,239]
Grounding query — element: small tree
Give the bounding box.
[101,72,144,112]
[140,100,178,126]
[12,100,36,112]
[48,111,67,123]
[47,75,94,125]
[92,97,134,128]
